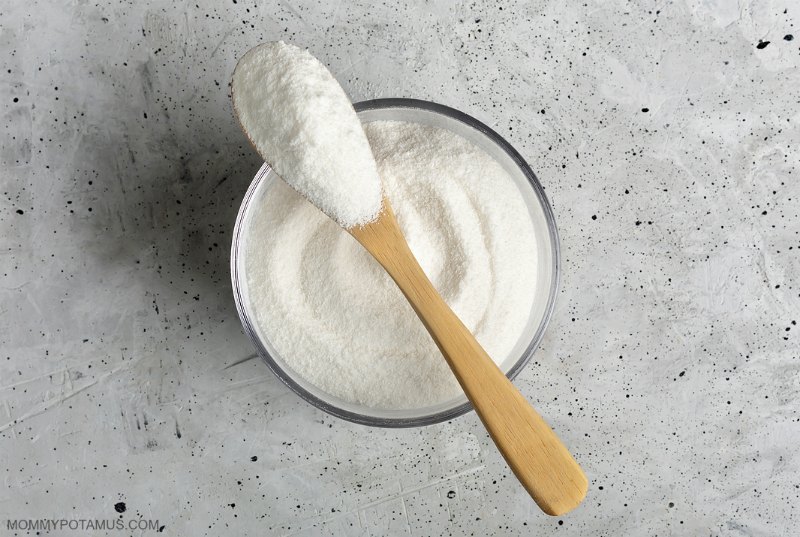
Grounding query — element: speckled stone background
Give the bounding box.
[2,0,798,535]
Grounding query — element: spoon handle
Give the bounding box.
[350,201,588,516]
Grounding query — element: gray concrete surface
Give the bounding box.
[1,0,798,535]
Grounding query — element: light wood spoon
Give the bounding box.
[349,198,587,516]
[230,43,586,512]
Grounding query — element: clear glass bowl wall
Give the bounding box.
[230,99,560,427]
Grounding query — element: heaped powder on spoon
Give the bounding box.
[244,120,539,409]
[231,41,382,228]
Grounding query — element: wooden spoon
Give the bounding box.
[349,198,588,516]
[229,46,586,511]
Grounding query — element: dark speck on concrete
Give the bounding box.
[114,502,126,513]
[756,40,770,49]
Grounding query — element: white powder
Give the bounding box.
[231,41,382,228]
[244,120,539,409]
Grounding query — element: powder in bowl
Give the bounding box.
[243,119,539,410]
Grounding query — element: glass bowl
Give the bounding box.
[230,98,560,427]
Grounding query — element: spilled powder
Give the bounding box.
[244,120,539,409]
[231,41,382,228]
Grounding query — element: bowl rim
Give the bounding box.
[230,98,561,428]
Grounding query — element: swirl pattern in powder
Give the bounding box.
[244,120,538,409]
